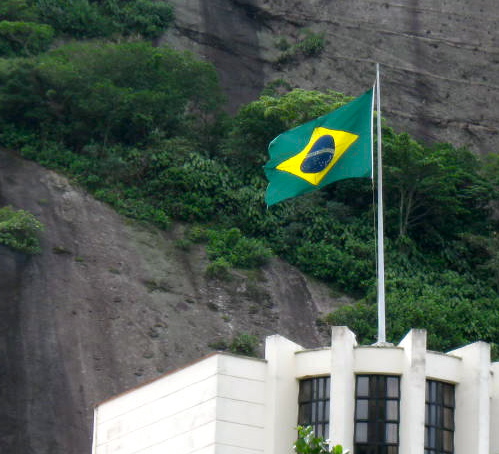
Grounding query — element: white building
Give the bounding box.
[92,327,499,454]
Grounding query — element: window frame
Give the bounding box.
[424,379,455,454]
[297,375,331,439]
[354,374,401,454]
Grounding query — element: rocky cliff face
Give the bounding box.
[0,148,344,453]
[166,0,499,154]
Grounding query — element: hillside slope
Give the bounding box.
[166,0,499,154]
[0,148,345,453]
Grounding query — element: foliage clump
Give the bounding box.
[208,333,259,357]
[229,332,259,357]
[294,425,348,454]
[206,227,272,269]
[0,21,54,57]
[0,206,44,254]
[275,29,326,66]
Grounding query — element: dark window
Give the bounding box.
[354,375,400,454]
[298,376,330,439]
[425,380,455,454]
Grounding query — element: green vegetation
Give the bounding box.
[275,29,326,66]
[294,425,347,454]
[0,21,54,57]
[229,332,259,357]
[0,2,498,355]
[0,206,44,254]
[2,0,175,40]
[208,333,259,357]
[206,228,272,268]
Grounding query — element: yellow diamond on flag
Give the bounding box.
[276,127,359,186]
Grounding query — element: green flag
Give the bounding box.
[264,88,374,206]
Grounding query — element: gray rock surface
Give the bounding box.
[0,148,346,453]
[166,0,499,154]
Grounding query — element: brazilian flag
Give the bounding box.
[264,88,374,206]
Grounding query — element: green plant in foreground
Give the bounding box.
[294,426,348,454]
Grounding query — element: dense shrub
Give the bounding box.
[229,333,259,357]
[0,206,44,253]
[207,228,272,268]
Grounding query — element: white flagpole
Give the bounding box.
[376,63,386,344]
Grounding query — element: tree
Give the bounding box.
[383,128,494,243]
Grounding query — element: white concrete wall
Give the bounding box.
[264,335,304,454]
[398,329,426,454]
[215,354,267,453]
[449,341,491,454]
[295,348,330,377]
[93,353,267,454]
[491,363,499,454]
[330,326,356,451]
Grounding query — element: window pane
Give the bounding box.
[356,400,368,419]
[428,381,436,402]
[357,376,369,397]
[368,398,377,420]
[429,405,436,424]
[375,376,385,396]
[443,407,454,429]
[312,379,318,399]
[443,384,454,406]
[318,423,327,439]
[371,422,381,442]
[318,402,324,421]
[298,403,311,424]
[318,379,325,399]
[377,401,386,420]
[386,400,399,420]
[443,429,454,451]
[386,423,398,443]
[427,427,436,447]
[387,377,399,398]
[299,380,312,402]
[355,422,368,442]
